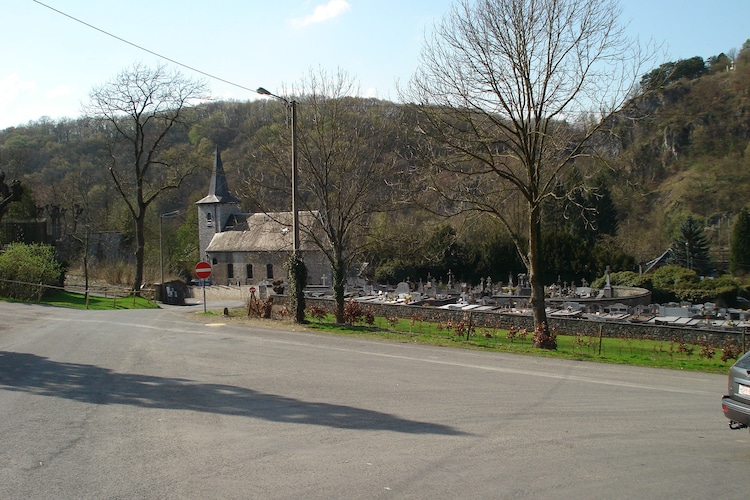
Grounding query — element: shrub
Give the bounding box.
[721,338,743,363]
[506,325,518,341]
[307,305,329,322]
[592,271,643,288]
[533,322,557,349]
[247,296,273,319]
[597,266,742,304]
[343,299,374,325]
[0,243,65,300]
[651,265,699,290]
[697,337,715,360]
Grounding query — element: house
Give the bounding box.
[196,147,331,288]
[642,248,673,274]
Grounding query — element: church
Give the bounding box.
[196,147,331,288]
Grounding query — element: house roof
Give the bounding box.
[196,146,240,205]
[643,247,675,274]
[205,211,326,253]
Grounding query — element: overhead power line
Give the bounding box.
[32,0,259,94]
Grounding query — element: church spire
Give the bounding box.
[197,146,240,204]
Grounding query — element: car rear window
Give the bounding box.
[735,350,750,369]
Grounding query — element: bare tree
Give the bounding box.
[251,69,400,323]
[406,0,653,347]
[85,63,209,291]
[0,170,23,223]
[0,170,23,221]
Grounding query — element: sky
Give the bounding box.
[1,0,749,130]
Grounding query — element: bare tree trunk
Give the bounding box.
[528,206,554,348]
[333,256,346,324]
[133,213,146,292]
[132,177,147,291]
[0,173,23,223]
[83,228,90,291]
[528,208,545,322]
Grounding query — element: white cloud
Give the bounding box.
[0,75,86,129]
[209,89,236,102]
[45,84,76,100]
[290,0,351,27]
[0,74,38,128]
[0,73,37,105]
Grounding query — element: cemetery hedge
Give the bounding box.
[592,266,748,307]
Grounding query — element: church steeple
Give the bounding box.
[197,146,240,204]
[196,146,242,261]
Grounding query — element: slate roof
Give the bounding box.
[205,211,326,253]
[643,248,673,274]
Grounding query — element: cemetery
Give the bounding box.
[185,145,749,347]
[191,268,750,347]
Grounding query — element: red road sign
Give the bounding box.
[195,261,212,279]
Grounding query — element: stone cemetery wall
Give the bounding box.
[298,297,746,348]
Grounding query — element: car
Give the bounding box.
[722,349,750,431]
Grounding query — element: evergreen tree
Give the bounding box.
[671,215,713,275]
[730,206,750,275]
[591,182,618,237]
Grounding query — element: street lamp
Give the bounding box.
[160,209,180,284]
[258,86,307,324]
[257,87,300,253]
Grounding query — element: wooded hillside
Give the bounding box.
[1,39,749,286]
[604,40,750,268]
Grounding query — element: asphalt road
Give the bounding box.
[1,301,748,499]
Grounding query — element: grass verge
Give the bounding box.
[37,290,158,310]
[243,310,739,375]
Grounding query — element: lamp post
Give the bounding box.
[160,209,180,284]
[257,87,299,253]
[257,87,306,324]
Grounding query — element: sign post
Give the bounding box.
[195,261,212,313]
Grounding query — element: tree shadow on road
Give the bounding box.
[0,351,467,435]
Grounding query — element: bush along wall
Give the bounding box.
[0,243,65,300]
